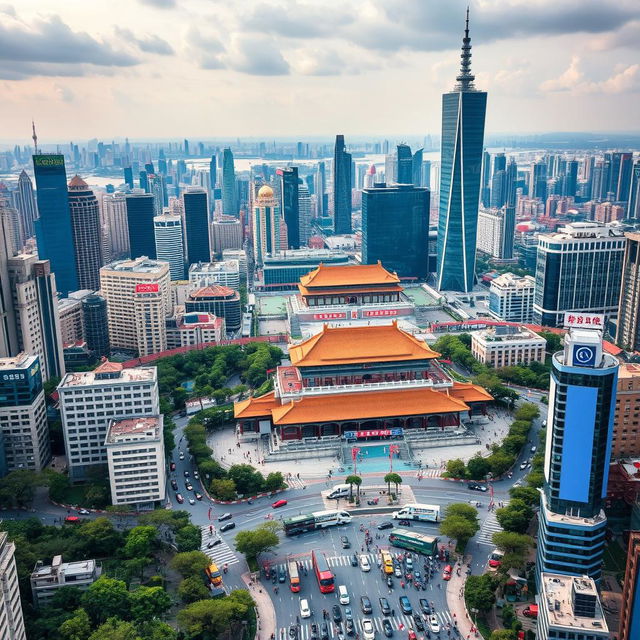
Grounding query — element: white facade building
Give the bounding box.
[298,184,313,247]
[0,532,25,640]
[488,273,536,323]
[154,213,184,280]
[477,208,515,260]
[166,306,225,348]
[58,360,159,481]
[105,415,166,506]
[189,260,240,291]
[471,325,546,368]
[31,556,101,608]
[222,249,248,284]
[101,193,130,260]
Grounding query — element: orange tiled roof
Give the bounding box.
[94,359,123,373]
[270,387,470,425]
[189,285,236,299]
[234,391,279,419]
[289,322,441,367]
[300,262,400,289]
[449,382,493,403]
[298,285,403,296]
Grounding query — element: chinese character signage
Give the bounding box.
[363,309,398,318]
[135,283,159,293]
[563,312,604,329]
[356,429,391,438]
[313,312,346,320]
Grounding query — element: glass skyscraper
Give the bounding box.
[436,11,487,293]
[33,154,78,296]
[222,148,238,217]
[332,135,352,234]
[278,167,300,249]
[126,192,156,259]
[183,187,211,264]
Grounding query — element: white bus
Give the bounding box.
[392,503,441,523]
[284,510,352,536]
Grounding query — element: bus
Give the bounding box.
[283,510,352,536]
[288,560,300,592]
[392,503,441,523]
[204,563,223,587]
[311,551,334,593]
[380,550,394,575]
[388,528,439,556]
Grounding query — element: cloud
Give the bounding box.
[0,4,15,17]
[227,35,290,76]
[540,55,584,92]
[138,0,176,8]
[290,48,348,76]
[185,26,226,70]
[115,27,174,55]
[54,84,75,103]
[0,61,117,81]
[589,19,640,51]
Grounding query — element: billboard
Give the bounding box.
[563,312,604,329]
[135,283,159,293]
[572,344,597,368]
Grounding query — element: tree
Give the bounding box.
[466,456,491,480]
[384,473,395,496]
[88,618,140,640]
[175,524,202,552]
[445,459,467,479]
[444,502,478,525]
[199,459,227,480]
[496,499,534,534]
[210,478,237,501]
[51,586,84,612]
[439,516,479,549]
[489,631,517,640]
[177,591,254,638]
[124,526,158,558]
[122,557,152,584]
[43,468,71,502]
[345,475,362,500]
[85,484,109,508]
[509,486,540,507]
[227,464,265,496]
[525,471,544,489]
[386,473,402,495]
[492,531,534,556]
[465,574,499,613]
[136,621,177,640]
[178,575,211,603]
[59,608,92,640]
[234,523,280,564]
[171,551,211,578]
[129,586,171,622]
[80,517,123,556]
[487,451,515,477]
[81,576,131,625]
[264,472,285,492]
[514,403,539,421]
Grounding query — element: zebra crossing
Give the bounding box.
[414,468,443,478]
[272,553,379,572]
[475,509,506,546]
[286,476,307,489]
[277,611,455,640]
[199,525,239,566]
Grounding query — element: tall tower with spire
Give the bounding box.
[31,120,38,154]
[436,9,487,293]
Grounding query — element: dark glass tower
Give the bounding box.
[82,294,110,359]
[628,161,640,220]
[332,135,352,234]
[183,188,211,264]
[278,167,300,248]
[32,154,78,296]
[362,184,429,279]
[396,144,413,184]
[126,192,156,259]
[209,154,217,211]
[412,148,424,186]
[222,148,238,217]
[124,167,134,189]
[436,10,487,292]
[16,170,37,240]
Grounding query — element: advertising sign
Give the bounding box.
[356,429,391,438]
[135,283,159,293]
[363,309,398,318]
[563,312,604,329]
[313,312,346,320]
[572,344,597,368]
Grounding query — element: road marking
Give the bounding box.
[475,505,509,546]
[199,525,239,566]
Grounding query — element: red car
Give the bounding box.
[170,462,176,471]
[64,516,80,523]
[407,630,417,640]
[442,564,452,581]
[272,499,288,508]
[175,493,184,504]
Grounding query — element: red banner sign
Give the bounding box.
[356,429,391,438]
[563,312,603,328]
[135,283,159,293]
[363,309,398,317]
[313,312,346,320]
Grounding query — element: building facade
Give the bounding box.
[617,232,640,352]
[183,187,211,264]
[101,193,130,260]
[166,308,224,348]
[222,148,237,217]
[82,294,110,359]
[259,249,350,290]
[212,218,243,255]
[185,285,241,332]
[619,531,640,640]
[16,170,37,241]
[488,273,535,323]
[278,167,299,249]
[126,191,156,259]
[611,363,640,458]
[0,532,25,640]
[189,261,240,291]
[31,556,101,608]
[476,208,515,260]
[333,135,352,234]
[252,185,281,266]
[153,213,184,280]
[471,325,545,368]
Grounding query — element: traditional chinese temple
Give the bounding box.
[235,322,492,441]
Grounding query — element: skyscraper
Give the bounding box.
[412,148,424,186]
[102,193,130,260]
[436,10,487,292]
[252,185,281,265]
[627,161,640,220]
[67,176,103,291]
[362,184,429,279]
[183,187,211,264]
[0,209,18,358]
[277,167,300,249]
[82,294,110,359]
[333,135,352,234]
[298,182,313,247]
[154,214,184,280]
[126,191,156,259]
[315,161,327,220]
[616,232,640,352]
[505,157,518,209]
[396,144,413,184]
[0,531,26,640]
[209,154,217,210]
[490,170,506,208]
[123,167,134,190]
[32,154,78,296]
[16,170,37,240]
[222,148,238,217]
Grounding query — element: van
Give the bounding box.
[338,585,350,605]
[300,599,311,618]
[327,484,350,499]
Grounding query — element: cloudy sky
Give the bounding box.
[1,0,639,142]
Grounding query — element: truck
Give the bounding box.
[288,560,300,592]
[392,503,441,523]
[283,510,352,536]
[327,484,351,499]
[523,605,538,619]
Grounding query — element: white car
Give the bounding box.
[300,599,311,619]
[362,619,375,640]
[428,616,440,634]
[359,555,371,572]
[394,565,402,578]
[179,452,185,460]
[188,498,196,505]
[520,462,527,470]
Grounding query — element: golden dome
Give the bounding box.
[257,184,274,199]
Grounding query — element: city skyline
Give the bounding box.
[1,0,639,141]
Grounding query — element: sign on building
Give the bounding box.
[563,312,604,329]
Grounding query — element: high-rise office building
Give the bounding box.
[82,294,109,359]
[533,223,626,328]
[315,161,327,220]
[504,157,518,209]
[617,232,640,352]
[396,144,413,184]
[252,185,281,265]
[489,170,506,209]
[153,214,184,280]
[212,217,243,256]
[67,176,102,291]
[126,191,156,259]
[627,161,640,220]
[565,159,578,197]
[488,273,535,323]
[16,170,37,240]
[476,208,515,259]
[530,160,548,202]
[298,182,313,247]
[0,210,18,358]
[149,174,166,215]
[536,326,618,582]
[333,135,352,234]
[0,531,26,640]
[362,184,429,279]
[619,531,640,640]
[222,148,238,217]
[209,154,217,202]
[32,154,78,296]
[363,164,376,189]
[102,193,130,260]
[436,10,487,292]
[182,187,211,264]
[124,167,134,189]
[100,257,171,357]
[278,167,300,249]
[412,149,423,186]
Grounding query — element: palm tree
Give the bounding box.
[345,475,361,501]
[384,473,395,496]
[386,473,403,498]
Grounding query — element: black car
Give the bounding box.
[170,479,178,490]
[386,575,394,588]
[184,470,190,477]
[278,566,286,583]
[332,605,342,623]
[350,554,359,566]
[412,613,425,631]
[288,626,298,640]
[419,599,431,615]
[220,522,235,532]
[398,520,412,527]
[341,535,351,549]
[379,598,391,616]
[218,513,232,521]
[344,608,353,622]
[345,619,355,636]
[320,622,329,640]
[468,482,487,492]
[310,624,319,640]
[360,596,373,614]
[207,538,223,548]
[382,619,393,637]
[399,596,412,615]
[378,521,394,530]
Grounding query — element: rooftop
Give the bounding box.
[540,222,625,241]
[102,256,169,274]
[106,416,162,444]
[490,273,536,289]
[289,321,440,367]
[618,363,640,379]
[299,261,400,289]
[189,260,240,275]
[0,352,37,371]
[59,365,156,388]
[189,285,238,299]
[32,556,99,580]
[473,326,544,344]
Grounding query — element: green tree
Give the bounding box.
[345,475,362,500]
[508,486,540,506]
[466,456,491,480]
[136,620,177,640]
[59,608,92,640]
[264,472,285,491]
[514,403,540,421]
[496,499,534,534]
[42,468,71,502]
[122,557,152,584]
[444,502,479,524]
[487,451,515,477]
[85,484,109,508]
[171,551,211,578]
[465,574,499,612]
[234,523,280,564]
[492,531,534,556]
[439,516,478,549]
[80,517,123,556]
[199,459,228,480]
[489,630,517,640]
[51,586,84,611]
[177,590,254,638]
[445,459,467,479]
[124,526,158,558]
[176,524,202,552]
[178,575,211,603]
[525,471,544,489]
[129,586,172,622]
[210,478,237,501]
[88,618,140,640]
[81,576,131,625]
[173,386,188,409]
[227,464,265,496]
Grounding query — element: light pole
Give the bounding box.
[389,444,399,473]
[470,607,479,636]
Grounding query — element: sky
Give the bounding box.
[1,0,639,142]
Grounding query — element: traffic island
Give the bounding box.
[319,484,418,512]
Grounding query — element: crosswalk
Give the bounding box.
[277,611,455,640]
[286,476,307,489]
[475,508,507,546]
[199,525,239,566]
[414,468,443,478]
[272,553,378,572]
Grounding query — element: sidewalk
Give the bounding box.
[242,572,276,640]
[446,557,476,640]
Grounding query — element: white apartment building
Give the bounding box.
[101,193,130,260]
[488,273,536,323]
[105,415,166,506]
[166,306,225,349]
[0,532,25,640]
[212,218,243,255]
[476,207,515,260]
[188,260,240,291]
[58,290,93,346]
[58,360,159,481]
[30,556,101,608]
[100,256,171,357]
[0,353,50,473]
[154,214,184,281]
[471,325,546,368]
[222,249,248,284]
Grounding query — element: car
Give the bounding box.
[220,522,235,532]
[513,479,523,488]
[412,614,424,631]
[310,623,320,640]
[332,605,343,623]
[279,566,287,583]
[520,461,528,470]
[341,535,351,549]
[175,493,184,504]
[386,575,394,589]
[526,462,532,469]
[360,555,371,572]
[183,470,189,477]
[413,570,421,581]
[405,557,413,570]
[345,620,355,636]
[171,479,178,490]
[350,555,359,567]
[378,521,394,530]
[362,619,375,640]
[477,484,488,492]
[77,509,90,515]
[379,598,391,616]
[289,626,298,640]
[320,622,329,640]
[531,446,537,453]
[207,539,222,548]
[419,599,431,615]
[272,499,288,508]
[169,462,176,471]
[193,471,199,479]
[344,608,353,622]
[443,564,452,580]
[399,596,412,615]
[195,492,203,500]
[179,452,185,460]
[428,616,440,634]
[64,516,80,523]
[300,599,311,618]
[188,498,196,505]
[407,631,417,640]
[382,619,393,637]
[468,483,480,491]
[185,483,193,491]
[398,519,411,527]
[360,596,373,614]
[394,565,402,578]
[218,513,232,521]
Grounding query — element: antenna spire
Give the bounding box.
[32,120,39,154]
[455,6,476,91]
